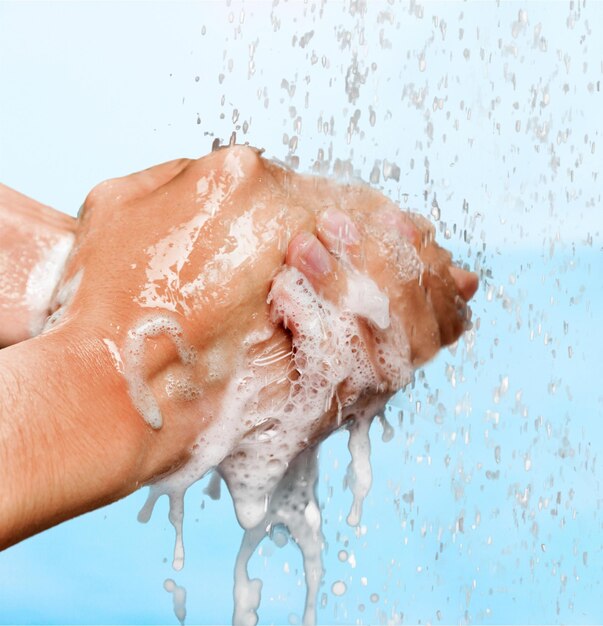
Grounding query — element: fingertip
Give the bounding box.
[316,208,360,253]
[449,266,479,302]
[287,232,333,277]
[286,231,349,305]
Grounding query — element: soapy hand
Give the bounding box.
[125,148,478,534]
[0,145,477,549]
[44,146,321,484]
[269,204,477,429]
[48,145,475,484]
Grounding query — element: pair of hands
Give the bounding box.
[0,145,477,547]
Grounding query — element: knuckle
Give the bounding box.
[222,144,263,176]
[83,178,117,209]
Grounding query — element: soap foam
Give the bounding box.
[220,266,389,531]
[232,448,324,626]
[342,269,390,330]
[345,416,373,527]
[41,268,83,332]
[26,233,74,335]
[164,578,187,625]
[122,315,196,430]
[136,264,412,623]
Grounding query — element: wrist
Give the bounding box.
[52,322,155,496]
[0,324,150,548]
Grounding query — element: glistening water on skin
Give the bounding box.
[0,1,601,624]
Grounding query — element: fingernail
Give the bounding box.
[297,233,332,275]
[321,208,360,244]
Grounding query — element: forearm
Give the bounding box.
[0,327,149,549]
[0,184,76,346]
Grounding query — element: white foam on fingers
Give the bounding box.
[122,315,195,429]
[342,269,391,330]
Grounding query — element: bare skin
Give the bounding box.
[0,146,477,550]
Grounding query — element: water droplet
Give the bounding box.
[331,581,346,596]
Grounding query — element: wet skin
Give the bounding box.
[0,146,477,548]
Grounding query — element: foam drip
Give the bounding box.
[378,414,395,442]
[163,578,187,625]
[345,416,374,527]
[138,487,186,571]
[137,368,260,569]
[232,448,324,626]
[203,470,222,500]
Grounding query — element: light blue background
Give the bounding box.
[0,1,601,624]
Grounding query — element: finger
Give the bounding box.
[421,269,467,348]
[416,244,467,347]
[448,266,479,302]
[286,232,348,304]
[392,280,441,366]
[83,158,192,210]
[0,184,76,233]
[380,208,423,248]
[315,208,361,258]
[111,158,193,201]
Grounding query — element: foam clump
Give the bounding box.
[122,315,196,429]
[221,266,389,531]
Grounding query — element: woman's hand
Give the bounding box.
[53,145,476,485]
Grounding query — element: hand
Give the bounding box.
[0,145,477,549]
[3,146,312,548]
[205,166,477,528]
[45,146,322,485]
